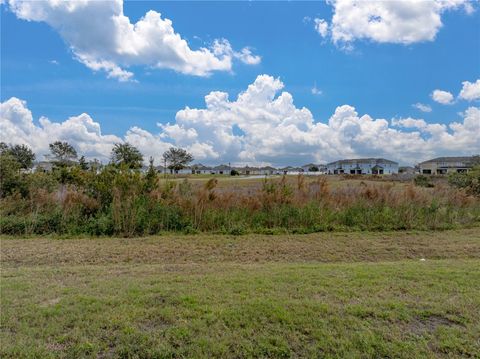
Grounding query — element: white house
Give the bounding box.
[300,163,327,175]
[326,158,398,175]
[190,164,213,174]
[234,166,261,175]
[32,161,54,172]
[259,166,276,175]
[212,164,232,175]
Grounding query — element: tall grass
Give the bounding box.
[1,173,479,236]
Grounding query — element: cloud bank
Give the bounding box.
[314,0,474,48]
[1,75,479,166]
[5,0,260,81]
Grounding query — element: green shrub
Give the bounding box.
[448,166,480,196]
[414,175,434,188]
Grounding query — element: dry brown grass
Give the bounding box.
[2,228,479,267]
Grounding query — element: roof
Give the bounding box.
[327,158,398,166]
[191,163,212,170]
[213,164,231,170]
[419,156,474,165]
[233,166,259,170]
[280,166,303,171]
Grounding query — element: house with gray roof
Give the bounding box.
[212,164,232,175]
[326,158,398,175]
[418,156,477,175]
[190,164,213,174]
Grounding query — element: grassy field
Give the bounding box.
[1,229,480,358]
[156,174,415,190]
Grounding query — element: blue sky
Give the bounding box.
[1,1,479,166]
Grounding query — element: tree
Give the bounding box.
[162,147,193,174]
[0,149,20,197]
[78,156,89,170]
[111,143,143,169]
[0,142,8,153]
[49,141,77,167]
[308,165,319,172]
[144,157,158,192]
[0,143,35,170]
[9,144,35,170]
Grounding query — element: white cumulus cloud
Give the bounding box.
[317,0,474,48]
[0,97,121,160]
[431,89,454,104]
[5,0,259,81]
[412,103,432,113]
[1,75,479,166]
[314,18,329,38]
[459,79,480,101]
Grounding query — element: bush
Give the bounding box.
[448,166,480,196]
[414,175,434,188]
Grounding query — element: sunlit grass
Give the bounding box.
[1,229,480,358]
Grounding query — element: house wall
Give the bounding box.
[327,161,398,175]
[419,161,471,175]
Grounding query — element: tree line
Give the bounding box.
[0,141,193,171]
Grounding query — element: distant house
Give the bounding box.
[32,161,54,172]
[163,166,192,174]
[418,156,476,175]
[177,166,192,175]
[301,163,317,172]
[326,158,399,175]
[280,166,303,175]
[259,166,276,175]
[212,164,232,175]
[234,166,259,175]
[301,163,327,174]
[190,164,212,174]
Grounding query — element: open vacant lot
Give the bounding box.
[1,229,480,358]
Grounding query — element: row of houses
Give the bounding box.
[324,156,478,175]
[154,163,327,175]
[32,156,478,176]
[153,156,476,176]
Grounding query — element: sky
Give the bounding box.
[1,0,479,166]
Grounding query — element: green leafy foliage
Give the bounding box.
[49,141,78,167]
[162,147,194,173]
[448,166,480,196]
[0,143,35,169]
[414,175,434,188]
[110,142,143,169]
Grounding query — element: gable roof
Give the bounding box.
[327,158,398,166]
[419,156,474,165]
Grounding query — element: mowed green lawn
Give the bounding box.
[1,230,480,358]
